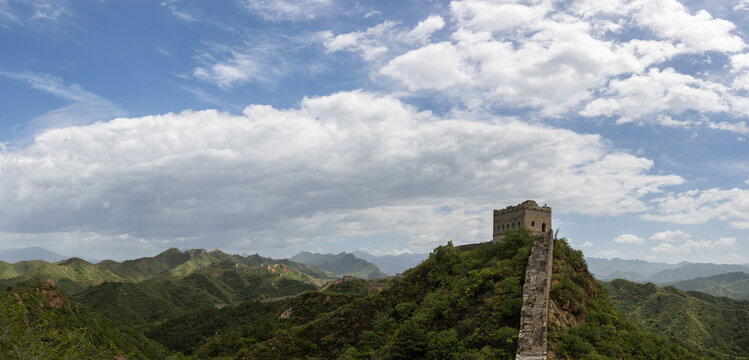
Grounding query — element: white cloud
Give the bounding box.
[650,229,690,242]
[0,91,684,257]
[309,0,749,133]
[708,121,749,135]
[580,67,729,123]
[613,233,645,244]
[0,0,71,26]
[651,236,736,254]
[634,0,744,53]
[161,0,199,23]
[320,15,446,61]
[376,0,733,117]
[240,0,331,22]
[450,1,548,32]
[358,246,415,256]
[578,241,594,248]
[194,52,267,88]
[736,0,749,11]
[404,15,445,43]
[598,249,620,258]
[192,35,311,88]
[644,188,749,229]
[319,21,396,61]
[380,42,473,91]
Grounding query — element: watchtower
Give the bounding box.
[493,200,551,241]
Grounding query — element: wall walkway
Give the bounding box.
[515,230,554,360]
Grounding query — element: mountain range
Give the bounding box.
[586,257,749,285]
[290,251,387,279]
[670,272,749,300]
[0,246,68,263]
[352,250,429,275]
[0,238,747,358]
[0,248,338,296]
[606,278,749,358]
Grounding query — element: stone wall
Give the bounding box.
[515,230,554,360]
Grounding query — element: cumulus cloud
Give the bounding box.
[644,188,749,229]
[0,91,684,258]
[651,236,736,254]
[404,15,445,44]
[634,0,744,52]
[578,241,594,248]
[580,67,730,124]
[310,0,749,132]
[650,229,690,242]
[613,234,645,244]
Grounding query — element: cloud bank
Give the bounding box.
[0,91,683,257]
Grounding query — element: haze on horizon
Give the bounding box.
[0,0,747,263]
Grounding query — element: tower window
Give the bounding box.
[531,221,535,227]
[542,223,546,232]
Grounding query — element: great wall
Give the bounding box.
[491,200,554,360]
[515,230,554,359]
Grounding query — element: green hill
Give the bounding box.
[606,278,749,358]
[73,260,325,331]
[146,279,375,356]
[290,251,388,279]
[647,263,749,284]
[209,229,694,360]
[0,248,338,296]
[0,258,124,295]
[671,272,749,300]
[0,281,166,359]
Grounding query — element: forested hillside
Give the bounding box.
[606,278,749,358]
[230,229,694,359]
[0,248,338,296]
[1,234,746,359]
[671,272,749,300]
[0,281,166,359]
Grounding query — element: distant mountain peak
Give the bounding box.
[290,251,387,279]
[0,247,67,263]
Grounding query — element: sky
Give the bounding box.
[0,0,747,263]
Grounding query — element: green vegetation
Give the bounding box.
[290,251,388,279]
[0,281,165,359]
[671,272,749,300]
[218,229,694,360]
[3,237,744,359]
[73,261,319,331]
[0,248,338,297]
[548,239,697,359]
[606,278,749,358]
[236,230,536,360]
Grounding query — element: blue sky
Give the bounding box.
[0,0,747,263]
